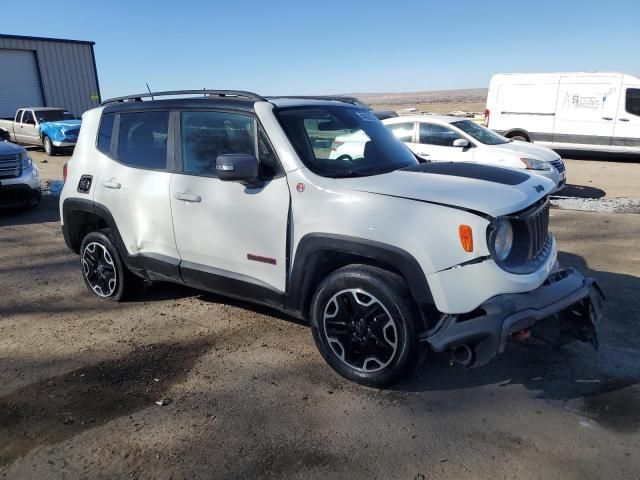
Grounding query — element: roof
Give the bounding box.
[102,97,259,114]
[18,107,69,112]
[268,97,362,108]
[0,33,95,45]
[99,92,367,113]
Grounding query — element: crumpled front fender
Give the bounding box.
[39,120,81,144]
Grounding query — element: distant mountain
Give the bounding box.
[348,88,487,106]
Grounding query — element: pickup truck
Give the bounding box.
[0,107,81,156]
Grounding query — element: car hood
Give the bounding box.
[0,140,25,155]
[335,162,554,217]
[490,140,560,162]
[40,119,81,132]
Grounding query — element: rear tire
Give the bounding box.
[43,135,57,156]
[509,134,529,142]
[310,265,421,387]
[79,230,143,301]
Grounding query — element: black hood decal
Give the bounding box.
[401,162,530,185]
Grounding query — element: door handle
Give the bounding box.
[602,117,613,121]
[101,180,121,189]
[174,192,201,203]
[619,118,630,122]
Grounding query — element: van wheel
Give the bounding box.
[509,134,529,142]
[79,230,142,301]
[310,265,421,387]
[43,136,57,156]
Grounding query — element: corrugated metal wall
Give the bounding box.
[0,36,100,117]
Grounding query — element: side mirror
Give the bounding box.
[216,153,261,186]
[453,138,470,148]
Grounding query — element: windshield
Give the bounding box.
[451,120,509,145]
[35,110,75,123]
[275,106,418,177]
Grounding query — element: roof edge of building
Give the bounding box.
[0,33,95,46]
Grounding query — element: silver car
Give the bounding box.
[0,138,41,208]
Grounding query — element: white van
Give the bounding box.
[485,72,640,154]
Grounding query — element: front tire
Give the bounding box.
[43,136,57,156]
[310,265,421,387]
[79,230,141,301]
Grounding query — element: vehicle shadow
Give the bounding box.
[0,194,60,227]
[554,183,606,199]
[397,251,640,426]
[0,336,215,467]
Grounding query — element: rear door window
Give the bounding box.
[117,111,169,169]
[626,88,640,117]
[419,123,463,146]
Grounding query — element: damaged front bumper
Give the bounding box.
[425,268,605,367]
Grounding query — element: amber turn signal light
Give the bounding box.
[459,225,473,252]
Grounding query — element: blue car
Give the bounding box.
[0,107,81,156]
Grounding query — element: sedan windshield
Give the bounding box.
[451,120,509,145]
[275,106,418,177]
[36,110,75,123]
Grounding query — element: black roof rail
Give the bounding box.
[100,90,266,106]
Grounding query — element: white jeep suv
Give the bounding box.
[60,90,604,387]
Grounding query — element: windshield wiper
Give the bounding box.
[331,166,401,178]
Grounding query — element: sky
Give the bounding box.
[4,0,639,100]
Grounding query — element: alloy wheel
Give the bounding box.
[322,288,398,372]
[81,241,117,297]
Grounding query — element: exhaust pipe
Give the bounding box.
[451,344,474,367]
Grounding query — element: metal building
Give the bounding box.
[0,34,100,118]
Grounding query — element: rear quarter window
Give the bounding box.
[96,114,115,155]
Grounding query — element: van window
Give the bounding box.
[97,114,115,155]
[181,111,255,176]
[626,88,640,117]
[387,122,415,142]
[419,123,462,146]
[117,111,169,169]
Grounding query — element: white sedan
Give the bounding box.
[330,115,566,192]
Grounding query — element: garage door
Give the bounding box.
[0,49,44,118]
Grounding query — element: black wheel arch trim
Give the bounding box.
[63,197,179,280]
[285,233,434,316]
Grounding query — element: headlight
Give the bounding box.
[19,152,32,169]
[490,219,514,262]
[520,158,551,171]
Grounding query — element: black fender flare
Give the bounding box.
[61,197,148,273]
[285,233,433,315]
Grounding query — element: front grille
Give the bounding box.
[550,158,565,173]
[525,199,550,259]
[0,154,21,179]
[64,128,80,140]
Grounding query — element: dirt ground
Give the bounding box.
[1,149,639,479]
